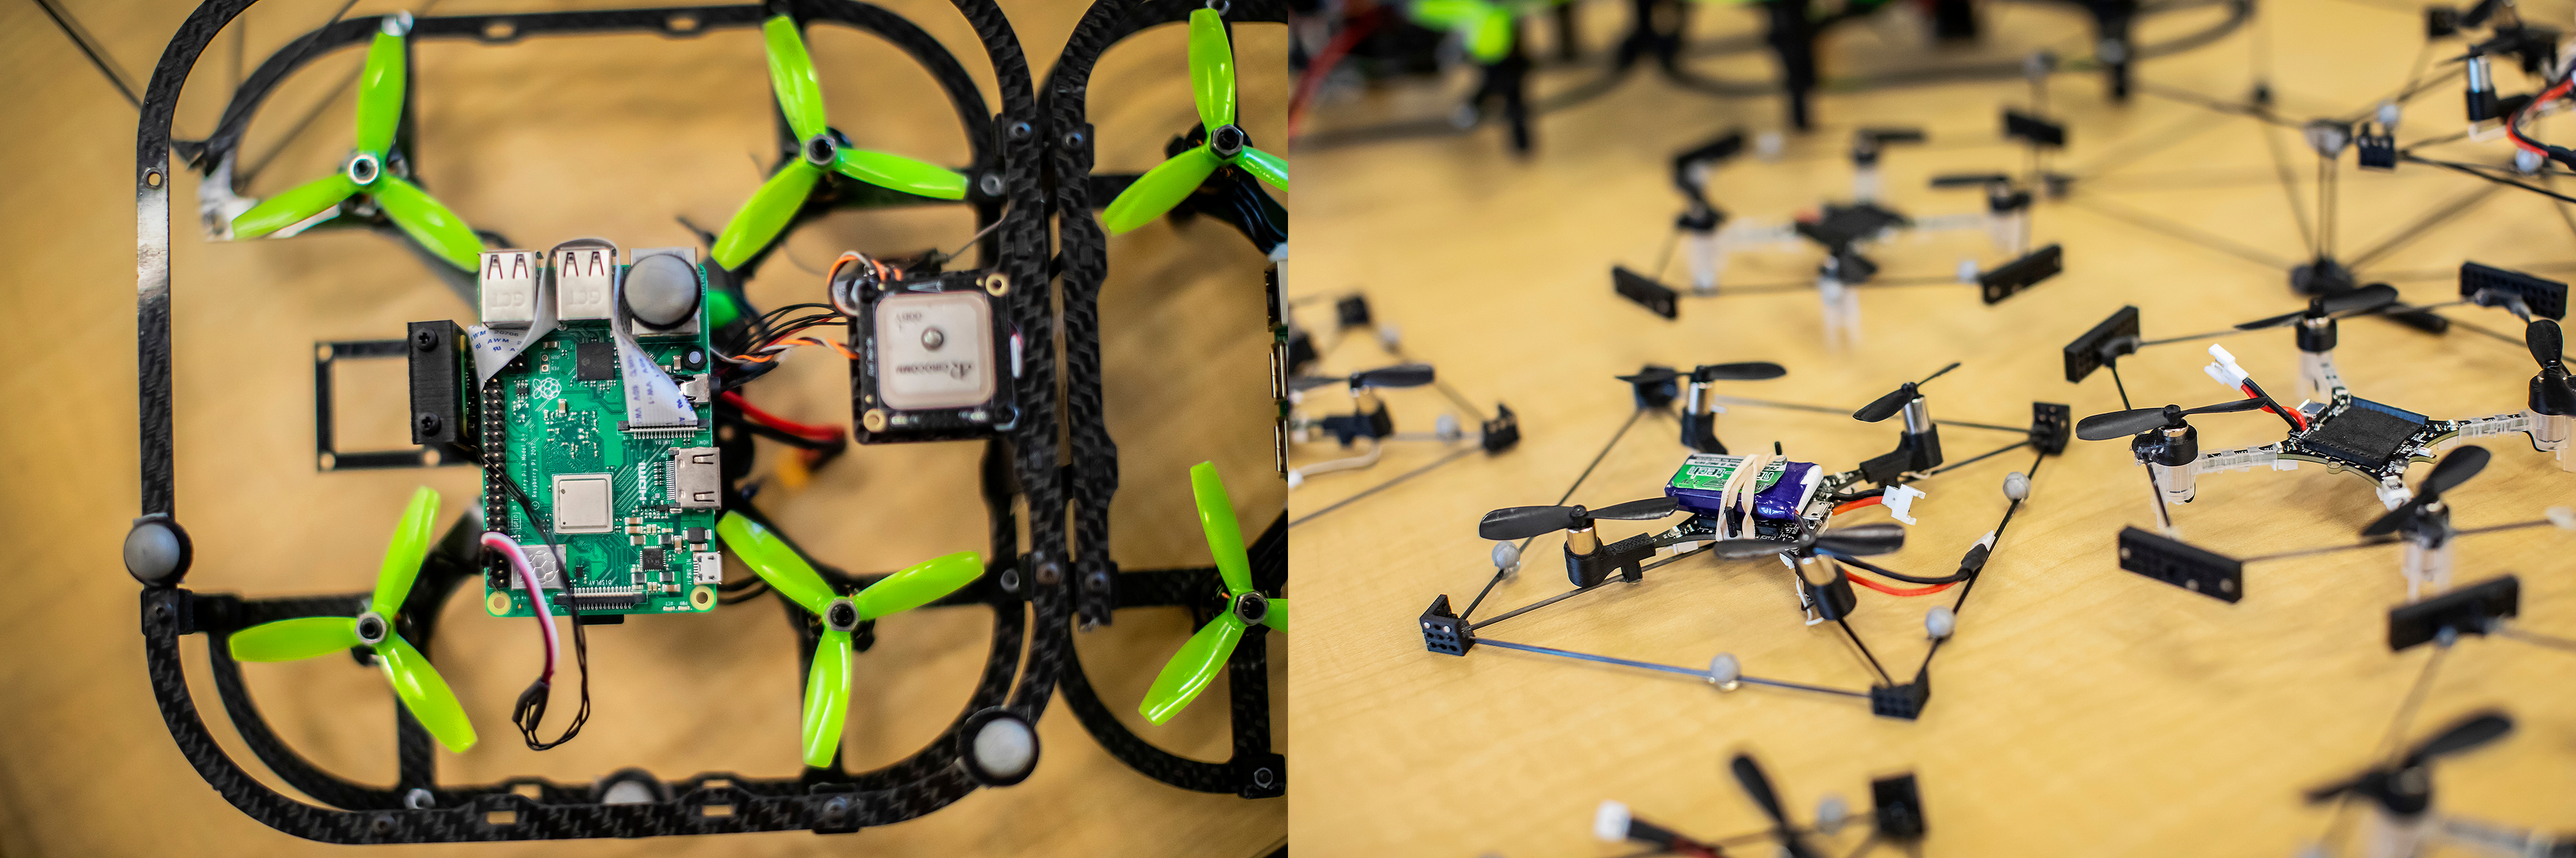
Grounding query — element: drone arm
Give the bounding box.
[2297,349,2349,404]
[2444,411,2576,471]
[2430,813,2567,858]
[2190,443,2290,476]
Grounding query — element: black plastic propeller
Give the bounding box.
[2529,320,2576,415]
[1853,362,1961,423]
[1708,523,1906,559]
[2235,283,2400,330]
[1618,362,1788,385]
[1289,363,1436,392]
[2305,711,2512,816]
[2074,398,2269,442]
[2362,445,2492,537]
[1730,755,1822,858]
[1477,497,1680,541]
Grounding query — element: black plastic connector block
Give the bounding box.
[1980,244,2063,304]
[1481,404,1521,453]
[1629,366,1681,409]
[2427,5,2459,37]
[1871,773,1928,839]
[2003,109,2067,148]
[1869,675,1931,720]
[2063,305,2141,383]
[2389,575,2518,651]
[1320,403,1396,445]
[2117,527,2243,602]
[2356,126,2398,169]
[1421,595,1473,655]
[407,321,467,448]
[2461,261,2570,320]
[1334,294,1372,328]
[2032,402,2072,454]
[1613,266,1680,319]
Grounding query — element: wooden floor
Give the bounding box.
[0,0,1283,855]
[1289,0,2576,855]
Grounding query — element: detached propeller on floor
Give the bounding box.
[2306,711,2512,816]
[1615,362,1788,385]
[2527,319,2576,415]
[1478,497,1680,540]
[709,15,968,268]
[718,512,983,768]
[2235,283,2400,330]
[1100,8,1288,234]
[2363,445,2490,538]
[1142,462,1285,724]
[1289,364,1436,392]
[1707,522,1907,559]
[2074,398,2271,441]
[1853,362,1961,423]
[228,487,477,753]
[228,14,482,270]
[1731,754,1823,858]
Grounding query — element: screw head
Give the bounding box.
[346,153,381,185]
[824,598,859,632]
[1006,121,1033,141]
[417,413,442,434]
[413,329,439,351]
[802,134,838,167]
[354,611,388,646]
[1035,561,1062,586]
[978,173,1005,197]
[1209,124,1247,158]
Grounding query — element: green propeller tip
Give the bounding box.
[1187,8,1238,133]
[229,616,365,663]
[378,633,477,752]
[1139,611,1248,724]
[851,551,984,620]
[371,487,440,618]
[800,628,852,768]
[1189,462,1253,595]
[353,28,408,155]
[717,511,838,616]
[761,15,828,142]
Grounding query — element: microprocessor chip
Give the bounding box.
[575,341,615,380]
[2302,403,2427,469]
[641,547,665,571]
[551,474,616,534]
[873,292,995,409]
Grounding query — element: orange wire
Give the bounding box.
[1832,496,1883,515]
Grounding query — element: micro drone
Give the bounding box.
[1594,754,1929,858]
[1418,358,2072,720]
[1282,292,1520,504]
[122,0,1292,844]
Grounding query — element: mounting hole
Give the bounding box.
[484,810,517,826]
[144,169,162,188]
[316,344,335,362]
[697,803,734,818]
[980,272,1010,296]
[402,788,434,809]
[421,447,442,467]
[1253,767,1275,788]
[318,452,337,471]
[690,586,715,611]
[512,783,543,799]
[482,21,515,40]
[486,591,511,615]
[958,708,1039,786]
[666,13,699,32]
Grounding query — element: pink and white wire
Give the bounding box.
[480,532,560,680]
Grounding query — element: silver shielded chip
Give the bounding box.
[551,473,616,534]
[874,292,995,410]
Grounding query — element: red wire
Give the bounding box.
[1832,496,1883,515]
[1845,572,1957,597]
[2508,79,2573,157]
[1287,7,1379,138]
[719,391,843,443]
[2239,384,2307,431]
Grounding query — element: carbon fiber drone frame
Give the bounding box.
[1043,0,1289,799]
[130,0,1079,842]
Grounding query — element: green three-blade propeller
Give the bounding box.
[228,487,477,753]
[1099,9,1290,235]
[228,14,482,271]
[716,512,984,768]
[710,15,969,270]
[1140,462,1287,725]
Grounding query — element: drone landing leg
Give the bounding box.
[2143,465,2179,537]
[2401,539,2454,602]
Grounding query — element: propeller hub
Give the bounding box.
[381,11,412,37]
[345,152,382,186]
[1209,124,1247,158]
[1233,591,1270,626]
[802,133,839,168]
[824,597,860,633]
[354,611,388,646]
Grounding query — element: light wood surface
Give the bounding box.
[0,0,1284,855]
[1289,1,2576,855]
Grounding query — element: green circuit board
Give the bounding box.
[473,271,722,619]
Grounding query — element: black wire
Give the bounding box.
[496,473,589,751]
[30,0,140,109]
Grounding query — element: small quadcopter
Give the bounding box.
[1593,753,1927,858]
[1418,358,2070,720]
[1615,127,2065,348]
[1282,292,1520,516]
[2060,268,2575,601]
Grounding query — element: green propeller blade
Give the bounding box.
[1410,0,1515,63]
[716,511,838,615]
[378,632,477,752]
[370,486,439,617]
[229,617,364,662]
[1188,8,1236,131]
[833,148,969,201]
[371,176,482,275]
[761,15,829,142]
[1102,145,1222,234]
[1264,598,1285,633]
[1190,462,1254,595]
[354,26,407,154]
[1099,8,1287,233]
[1141,610,1247,725]
[851,552,983,620]
[225,486,473,752]
[800,627,852,768]
[710,161,824,270]
[229,173,361,239]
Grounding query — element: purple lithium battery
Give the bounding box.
[1664,454,1819,520]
